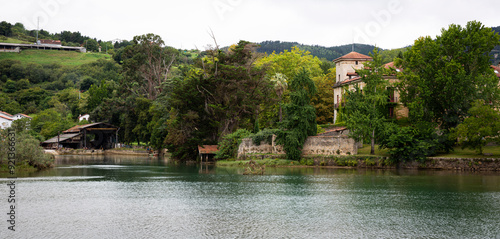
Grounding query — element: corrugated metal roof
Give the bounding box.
[43,133,81,143]
[63,122,116,133]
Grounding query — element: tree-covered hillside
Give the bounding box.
[256,41,378,61]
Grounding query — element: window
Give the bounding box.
[355,61,358,65]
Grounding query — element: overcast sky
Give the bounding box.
[2,0,499,50]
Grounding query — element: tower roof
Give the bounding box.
[333,51,372,63]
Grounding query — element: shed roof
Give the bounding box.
[198,145,219,154]
[43,133,80,143]
[63,122,117,133]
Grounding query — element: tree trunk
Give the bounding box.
[370,129,375,155]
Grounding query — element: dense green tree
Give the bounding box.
[85,39,99,52]
[451,100,500,154]
[344,48,390,154]
[79,76,97,91]
[86,80,110,112]
[311,68,335,124]
[0,93,22,114]
[30,108,75,139]
[397,21,500,131]
[166,41,271,160]
[3,79,16,93]
[276,68,317,161]
[256,46,323,80]
[0,21,12,36]
[15,79,30,90]
[121,34,178,100]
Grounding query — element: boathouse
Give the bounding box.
[41,122,118,149]
[198,145,219,162]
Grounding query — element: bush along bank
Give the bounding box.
[218,154,500,171]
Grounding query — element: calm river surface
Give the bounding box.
[2,155,500,239]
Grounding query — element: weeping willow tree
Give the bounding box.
[276,68,317,160]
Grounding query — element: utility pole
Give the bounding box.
[35,17,39,44]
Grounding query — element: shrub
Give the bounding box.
[250,128,280,145]
[0,130,54,170]
[215,129,252,160]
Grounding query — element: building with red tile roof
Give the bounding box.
[0,114,13,129]
[333,53,408,123]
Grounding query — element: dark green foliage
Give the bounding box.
[86,80,110,112]
[398,21,500,131]
[0,129,54,170]
[344,48,390,155]
[379,123,444,163]
[216,129,252,159]
[3,79,16,93]
[276,68,317,161]
[250,128,280,145]
[451,100,500,154]
[0,21,13,37]
[256,41,376,61]
[166,41,271,161]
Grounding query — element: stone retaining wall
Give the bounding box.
[237,135,358,158]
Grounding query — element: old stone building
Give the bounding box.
[332,51,408,123]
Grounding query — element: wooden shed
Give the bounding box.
[198,145,219,162]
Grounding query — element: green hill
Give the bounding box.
[254,40,408,63]
[0,49,111,66]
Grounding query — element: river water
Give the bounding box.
[1,155,500,239]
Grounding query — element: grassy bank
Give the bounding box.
[357,144,500,158]
[0,49,111,66]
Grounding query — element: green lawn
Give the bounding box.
[0,37,31,44]
[357,144,500,158]
[0,49,111,66]
[357,144,390,156]
[434,145,500,158]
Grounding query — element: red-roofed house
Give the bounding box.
[12,113,32,120]
[332,52,408,123]
[0,114,13,129]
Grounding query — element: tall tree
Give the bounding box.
[122,34,178,100]
[165,40,271,160]
[344,48,389,155]
[397,21,500,131]
[276,68,317,161]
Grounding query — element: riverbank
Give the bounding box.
[44,148,152,156]
[217,154,500,171]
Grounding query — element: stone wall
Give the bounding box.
[237,135,357,158]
